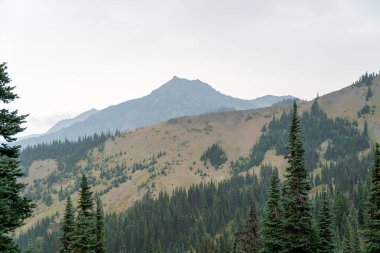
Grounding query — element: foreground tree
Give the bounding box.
[0,62,34,252]
[280,101,314,253]
[317,190,334,253]
[95,196,106,253]
[260,169,283,253]
[364,143,380,253]
[74,174,96,253]
[60,196,75,253]
[235,201,262,253]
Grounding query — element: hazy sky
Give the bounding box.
[1,0,380,136]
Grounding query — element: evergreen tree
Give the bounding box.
[74,174,96,253]
[280,101,314,253]
[364,143,380,253]
[363,120,368,138]
[0,62,34,252]
[317,190,334,253]
[342,216,352,253]
[261,168,283,253]
[95,197,106,253]
[60,196,75,253]
[347,208,361,253]
[334,228,342,253]
[235,202,262,253]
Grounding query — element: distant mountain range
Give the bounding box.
[17,76,295,147]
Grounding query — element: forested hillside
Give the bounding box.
[15,73,380,252]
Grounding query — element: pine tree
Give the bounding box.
[334,228,342,253]
[364,143,380,253]
[348,208,361,253]
[74,174,96,253]
[317,190,334,253]
[235,201,262,253]
[363,120,368,138]
[60,196,76,253]
[342,216,352,253]
[95,197,106,253]
[280,101,314,253]
[0,62,34,252]
[261,168,283,253]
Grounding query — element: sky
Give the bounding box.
[1,0,380,136]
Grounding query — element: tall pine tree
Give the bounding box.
[260,168,283,253]
[95,196,106,253]
[74,174,96,253]
[317,189,334,253]
[60,196,75,253]
[280,101,314,253]
[0,62,34,252]
[364,143,380,253]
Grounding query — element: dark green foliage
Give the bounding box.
[0,62,34,252]
[366,86,373,101]
[95,197,106,253]
[358,104,370,116]
[352,71,379,87]
[102,171,269,253]
[364,120,368,138]
[317,190,334,253]
[364,143,380,253]
[232,99,368,173]
[235,202,262,253]
[280,101,314,253]
[348,209,361,253]
[74,174,96,253]
[200,143,228,169]
[260,169,283,253]
[20,132,111,172]
[342,216,352,253]
[60,196,75,253]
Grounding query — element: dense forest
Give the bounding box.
[15,98,380,253]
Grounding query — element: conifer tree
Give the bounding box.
[342,216,352,253]
[95,197,106,253]
[364,143,380,253]
[334,228,342,253]
[261,168,283,253]
[60,196,75,253]
[74,174,96,253]
[0,62,34,252]
[317,190,334,253]
[280,101,314,253]
[235,202,262,253]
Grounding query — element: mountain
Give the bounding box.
[16,76,294,147]
[46,108,98,134]
[16,73,380,252]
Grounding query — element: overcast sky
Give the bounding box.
[1,0,380,136]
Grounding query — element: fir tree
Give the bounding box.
[364,143,380,253]
[74,174,96,253]
[260,168,283,253]
[363,120,368,138]
[334,228,342,253]
[317,189,334,253]
[348,208,361,253]
[235,201,262,253]
[60,196,75,253]
[342,216,352,253]
[95,197,106,253]
[280,101,314,253]
[0,62,34,252]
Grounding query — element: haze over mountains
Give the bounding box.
[17,76,294,147]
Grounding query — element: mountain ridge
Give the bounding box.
[16,76,295,147]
